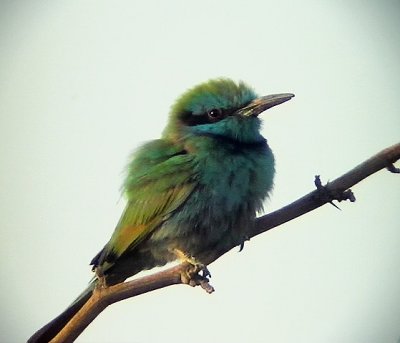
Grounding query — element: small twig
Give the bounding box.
[314,175,342,210]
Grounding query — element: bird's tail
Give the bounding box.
[27,280,97,343]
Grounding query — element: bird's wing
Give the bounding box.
[91,139,197,271]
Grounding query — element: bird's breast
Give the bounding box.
[196,141,274,213]
[158,139,275,249]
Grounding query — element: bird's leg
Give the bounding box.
[94,267,107,289]
[173,248,211,280]
[173,248,214,293]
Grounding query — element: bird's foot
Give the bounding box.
[387,163,400,174]
[238,235,250,252]
[314,175,356,210]
[174,249,214,294]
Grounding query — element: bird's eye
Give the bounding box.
[207,108,224,121]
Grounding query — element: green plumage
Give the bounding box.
[28,78,293,343]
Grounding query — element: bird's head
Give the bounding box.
[163,78,294,144]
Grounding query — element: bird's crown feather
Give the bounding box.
[171,78,257,117]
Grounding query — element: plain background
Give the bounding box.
[1,1,399,342]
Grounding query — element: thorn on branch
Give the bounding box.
[314,175,356,209]
[339,189,356,202]
[387,163,400,174]
[314,175,324,190]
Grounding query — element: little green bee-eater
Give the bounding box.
[29,78,294,342]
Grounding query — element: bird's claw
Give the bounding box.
[180,267,215,294]
[238,235,250,252]
[387,163,400,174]
[201,266,211,278]
[180,261,209,282]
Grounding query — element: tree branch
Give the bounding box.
[50,142,400,343]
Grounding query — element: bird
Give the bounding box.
[28,78,294,342]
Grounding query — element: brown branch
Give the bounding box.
[50,142,400,343]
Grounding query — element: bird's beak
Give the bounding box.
[237,93,294,117]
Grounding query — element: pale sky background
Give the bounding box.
[1,1,399,342]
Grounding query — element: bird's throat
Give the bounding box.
[187,116,264,145]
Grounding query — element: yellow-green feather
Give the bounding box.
[95,140,197,271]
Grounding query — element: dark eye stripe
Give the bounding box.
[181,108,234,126]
